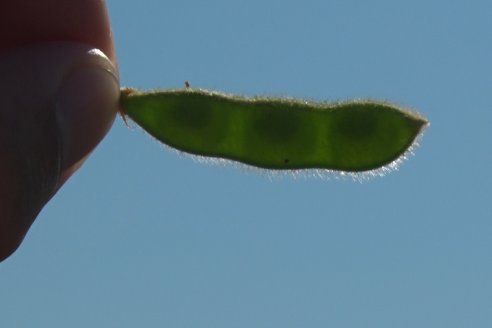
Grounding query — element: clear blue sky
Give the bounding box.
[2,0,491,327]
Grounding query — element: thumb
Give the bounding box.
[0,42,119,261]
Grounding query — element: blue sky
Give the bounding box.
[1,0,491,327]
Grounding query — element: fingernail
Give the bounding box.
[55,49,120,171]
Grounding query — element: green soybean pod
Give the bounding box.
[119,88,428,173]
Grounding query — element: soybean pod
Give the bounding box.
[120,88,428,173]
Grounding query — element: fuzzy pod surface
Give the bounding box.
[120,88,428,172]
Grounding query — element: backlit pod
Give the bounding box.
[120,88,428,172]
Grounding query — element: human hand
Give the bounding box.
[0,1,120,261]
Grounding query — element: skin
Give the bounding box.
[0,1,119,261]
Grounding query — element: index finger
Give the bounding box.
[0,0,116,61]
